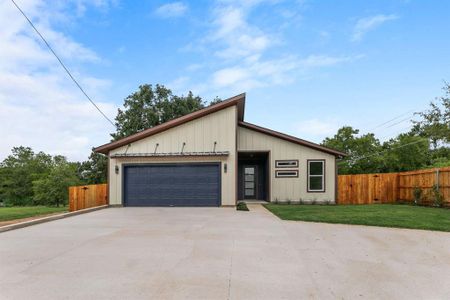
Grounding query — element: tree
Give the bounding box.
[429,146,450,167]
[411,83,450,148]
[111,84,206,140]
[209,96,223,106]
[322,126,383,174]
[381,134,430,172]
[0,147,52,205]
[33,157,81,207]
[78,150,107,184]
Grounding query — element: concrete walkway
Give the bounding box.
[0,205,449,299]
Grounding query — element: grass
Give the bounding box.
[0,206,68,222]
[236,202,249,211]
[264,204,450,232]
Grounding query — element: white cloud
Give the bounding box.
[155,2,188,18]
[0,0,116,161]
[298,54,358,68]
[294,119,341,142]
[176,1,358,95]
[166,76,191,94]
[351,14,398,42]
[73,0,119,16]
[185,63,203,72]
[209,4,274,60]
[209,54,356,92]
[212,67,250,87]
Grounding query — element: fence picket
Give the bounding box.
[337,167,450,206]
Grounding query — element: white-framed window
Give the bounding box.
[275,170,298,178]
[307,160,325,192]
[275,160,299,168]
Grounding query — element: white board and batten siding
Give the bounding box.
[237,126,336,203]
[108,106,238,206]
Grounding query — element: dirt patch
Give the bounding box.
[0,212,66,227]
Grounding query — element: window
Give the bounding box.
[307,160,325,192]
[275,170,298,178]
[244,167,256,197]
[275,160,299,168]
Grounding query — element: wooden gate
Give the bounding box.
[337,173,398,204]
[69,184,108,212]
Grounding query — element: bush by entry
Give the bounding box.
[0,206,67,222]
[264,204,450,232]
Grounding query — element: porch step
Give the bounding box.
[238,200,269,204]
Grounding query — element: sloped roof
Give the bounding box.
[238,121,346,157]
[94,93,245,154]
[94,92,345,157]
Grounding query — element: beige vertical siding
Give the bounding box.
[237,126,336,203]
[108,106,237,206]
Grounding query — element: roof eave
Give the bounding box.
[94,93,246,155]
[238,121,347,157]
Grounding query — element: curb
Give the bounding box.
[0,205,109,233]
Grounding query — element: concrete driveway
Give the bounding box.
[0,205,449,300]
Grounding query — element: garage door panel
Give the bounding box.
[124,164,221,206]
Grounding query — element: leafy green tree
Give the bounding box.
[322,126,383,174]
[412,83,450,148]
[209,96,223,106]
[381,134,430,172]
[0,147,52,205]
[33,157,80,207]
[78,150,107,184]
[429,147,450,167]
[111,84,206,140]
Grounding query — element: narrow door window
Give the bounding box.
[244,166,256,198]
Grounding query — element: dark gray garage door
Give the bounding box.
[123,163,221,206]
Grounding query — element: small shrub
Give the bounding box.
[299,198,303,205]
[286,198,291,205]
[236,202,249,211]
[413,186,423,205]
[431,185,444,207]
[311,199,317,205]
[273,198,278,204]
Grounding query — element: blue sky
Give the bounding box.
[1,0,449,161]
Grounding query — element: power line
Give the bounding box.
[385,116,412,129]
[367,109,415,132]
[378,125,414,141]
[338,138,428,164]
[10,0,116,128]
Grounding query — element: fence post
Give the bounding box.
[436,169,440,192]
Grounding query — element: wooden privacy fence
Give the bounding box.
[338,167,450,206]
[69,184,108,212]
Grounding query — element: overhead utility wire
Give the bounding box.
[367,109,415,132]
[338,138,428,164]
[378,125,414,141]
[385,116,413,129]
[10,0,116,128]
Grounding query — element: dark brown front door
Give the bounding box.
[244,165,258,199]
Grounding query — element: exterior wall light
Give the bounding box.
[224,163,227,173]
[115,165,119,174]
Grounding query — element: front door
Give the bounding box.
[243,165,258,199]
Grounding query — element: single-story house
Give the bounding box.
[94,93,345,207]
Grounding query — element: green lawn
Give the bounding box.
[0,206,68,222]
[264,204,450,232]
